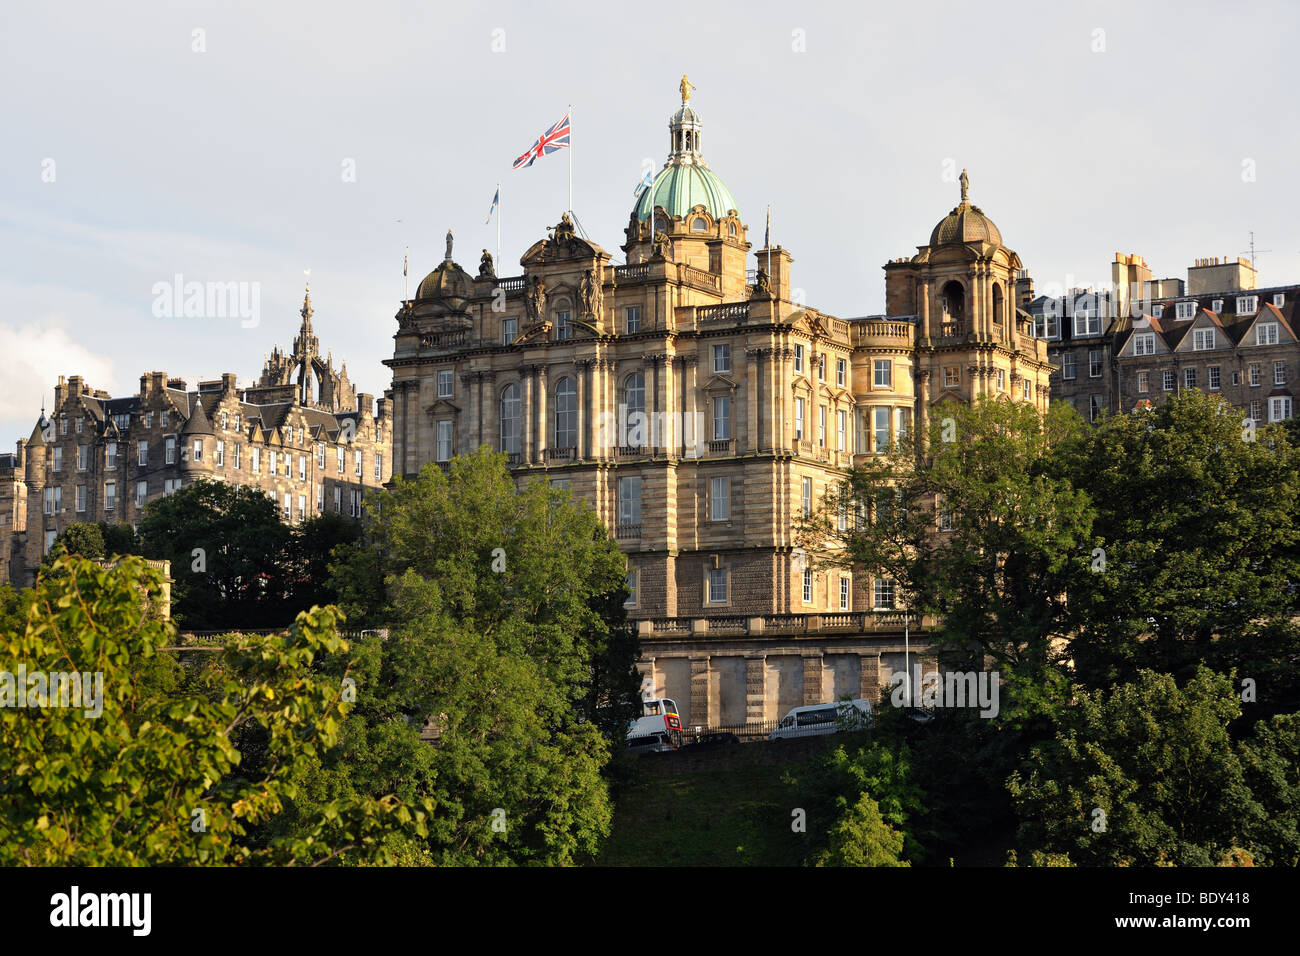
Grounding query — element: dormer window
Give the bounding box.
[728,223,737,236]
[1134,332,1156,356]
[1238,295,1258,314]
[1175,301,1195,320]
[1212,299,1224,313]
[1256,322,1279,346]
[691,218,707,232]
[1274,293,1286,307]
[1192,329,1215,351]
[1152,305,1163,318]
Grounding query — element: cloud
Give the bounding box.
[0,322,115,438]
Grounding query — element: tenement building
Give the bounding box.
[386,81,1053,727]
[1,289,393,587]
[1037,251,1300,422]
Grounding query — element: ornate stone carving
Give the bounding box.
[579,267,603,317]
[478,249,495,279]
[526,275,547,322]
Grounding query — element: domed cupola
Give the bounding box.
[416,229,475,310]
[632,75,739,223]
[929,169,1003,248]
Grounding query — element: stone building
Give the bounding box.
[386,82,1053,727]
[1037,251,1299,423]
[1,288,393,587]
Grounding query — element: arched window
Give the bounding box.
[728,223,737,236]
[691,218,708,232]
[992,283,1004,326]
[554,376,577,449]
[499,384,521,455]
[624,372,646,447]
[940,281,965,329]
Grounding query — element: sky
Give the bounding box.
[2,0,1298,446]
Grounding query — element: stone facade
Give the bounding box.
[1,289,393,587]
[388,86,1052,724]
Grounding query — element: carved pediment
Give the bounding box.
[521,213,610,265]
[428,398,460,416]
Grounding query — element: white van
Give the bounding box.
[768,698,873,740]
[626,730,679,754]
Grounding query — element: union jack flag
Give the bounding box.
[513,111,571,170]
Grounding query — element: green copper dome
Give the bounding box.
[635,163,738,222]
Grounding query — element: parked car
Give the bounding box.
[681,731,740,751]
[769,699,873,741]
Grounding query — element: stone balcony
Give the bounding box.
[634,610,926,641]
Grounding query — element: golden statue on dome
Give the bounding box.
[680,74,696,104]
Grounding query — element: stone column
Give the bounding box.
[648,355,662,454]
[802,654,825,706]
[534,365,548,464]
[745,655,767,725]
[860,652,882,703]
[690,657,711,730]
[482,372,497,452]
[577,359,592,460]
[746,347,761,453]
[460,372,475,456]
[521,370,533,463]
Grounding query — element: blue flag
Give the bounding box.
[485,187,499,225]
[635,168,654,196]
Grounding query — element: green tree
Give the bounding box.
[817,793,910,867]
[1238,712,1300,865]
[320,448,641,864]
[800,398,1092,713]
[1054,391,1300,686]
[0,554,429,865]
[44,522,105,564]
[98,521,138,557]
[809,739,928,865]
[139,478,291,629]
[287,511,363,614]
[1007,667,1264,866]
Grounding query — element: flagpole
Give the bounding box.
[567,103,573,215]
[404,246,409,302]
[496,181,501,272]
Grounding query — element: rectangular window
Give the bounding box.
[1061,353,1076,380]
[708,567,728,604]
[270,450,277,474]
[839,578,850,611]
[77,444,87,471]
[374,453,382,480]
[1022,379,1031,401]
[316,442,325,468]
[1163,370,1175,391]
[1274,293,1286,307]
[1074,313,1101,336]
[503,317,517,344]
[711,476,730,521]
[1134,333,1156,356]
[1137,371,1149,393]
[1212,299,1224,313]
[436,420,452,462]
[354,450,362,477]
[794,397,805,440]
[712,344,731,373]
[1184,368,1197,389]
[76,484,86,513]
[192,440,202,463]
[337,446,344,472]
[137,440,148,466]
[352,490,362,517]
[60,418,68,436]
[165,436,176,464]
[625,306,641,334]
[556,310,571,340]
[801,476,812,517]
[836,358,846,387]
[1238,296,1258,315]
[1256,322,1278,345]
[284,453,290,476]
[997,369,1006,391]
[1176,301,1196,320]
[333,486,342,513]
[298,455,306,481]
[713,395,731,441]
[106,442,117,469]
[1193,329,1215,350]
[818,406,826,446]
[1090,394,1103,423]
[1250,400,1263,422]
[794,344,804,373]
[1088,350,1103,378]
[215,440,225,467]
[896,407,911,441]
[873,578,896,610]
[75,417,82,434]
[317,484,324,512]
[1270,396,1293,422]
[1275,361,1288,385]
[874,360,892,388]
[802,568,813,604]
[1152,305,1163,319]
[938,497,954,532]
[298,494,306,520]
[618,476,642,525]
[624,569,639,607]
[1249,364,1262,387]
[1207,366,1220,390]
[817,355,826,382]
[874,407,890,453]
[161,411,169,429]
[283,493,291,519]
[233,443,241,470]
[1232,371,1241,386]
[437,370,453,398]
[837,409,847,451]
[943,366,960,387]
[1034,311,1060,340]
[51,446,63,472]
[252,446,261,473]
